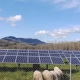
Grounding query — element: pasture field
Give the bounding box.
[0,63,79,80]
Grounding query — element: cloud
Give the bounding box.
[0,15,22,26]
[35,26,80,38]
[35,30,49,35]
[39,0,80,9]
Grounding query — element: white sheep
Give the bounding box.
[42,70,53,80]
[54,67,63,80]
[50,71,58,80]
[33,70,43,80]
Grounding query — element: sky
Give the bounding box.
[0,0,80,42]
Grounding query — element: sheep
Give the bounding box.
[54,67,63,80]
[50,71,58,80]
[42,70,53,80]
[33,70,43,80]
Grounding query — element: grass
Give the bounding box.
[0,63,79,80]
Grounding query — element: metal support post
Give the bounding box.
[70,54,72,80]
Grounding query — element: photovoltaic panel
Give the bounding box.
[39,53,49,56]
[18,53,28,56]
[29,53,38,56]
[58,50,63,53]
[75,55,80,57]
[50,54,60,57]
[16,56,27,63]
[29,57,39,63]
[18,50,28,52]
[3,56,16,63]
[0,49,7,52]
[67,57,80,65]
[49,50,58,53]
[51,57,64,64]
[73,51,80,54]
[39,50,48,53]
[65,54,75,57]
[29,50,38,53]
[63,51,72,54]
[0,56,4,62]
[8,50,17,52]
[6,52,17,55]
[59,54,66,58]
[0,52,6,55]
[40,57,52,64]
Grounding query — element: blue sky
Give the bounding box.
[0,0,80,42]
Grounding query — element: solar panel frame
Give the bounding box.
[28,57,40,64]
[3,56,16,63]
[66,57,80,65]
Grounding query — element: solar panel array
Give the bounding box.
[0,49,80,65]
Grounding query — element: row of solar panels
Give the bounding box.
[0,56,64,64]
[0,55,80,65]
[0,49,80,54]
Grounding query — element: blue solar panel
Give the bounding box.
[39,53,49,56]
[0,56,4,62]
[18,53,28,56]
[29,53,38,56]
[29,50,38,53]
[65,54,75,57]
[67,57,80,65]
[4,56,16,63]
[29,57,39,63]
[60,54,66,58]
[0,52,6,55]
[6,52,17,55]
[39,50,48,53]
[51,57,64,64]
[75,55,80,57]
[8,50,17,52]
[63,51,72,54]
[40,57,52,64]
[58,50,63,53]
[16,56,27,63]
[0,49,7,52]
[49,50,58,53]
[50,54,60,57]
[18,50,28,52]
[73,51,80,54]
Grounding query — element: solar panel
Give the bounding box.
[0,56,4,62]
[16,56,27,63]
[0,49,7,52]
[75,55,80,57]
[49,50,58,53]
[59,54,66,58]
[40,57,52,64]
[6,52,17,55]
[65,54,75,57]
[67,57,80,65]
[18,53,28,56]
[39,50,48,53]
[51,57,64,64]
[0,52,6,55]
[29,50,38,53]
[3,56,16,63]
[58,50,63,53]
[29,57,39,63]
[8,50,17,52]
[73,51,80,54]
[50,54,60,57]
[29,53,38,56]
[39,53,49,56]
[18,50,28,52]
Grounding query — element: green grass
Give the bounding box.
[0,63,79,80]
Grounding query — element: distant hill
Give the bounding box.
[2,36,45,45]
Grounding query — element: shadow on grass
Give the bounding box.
[62,69,79,74]
[0,66,34,72]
